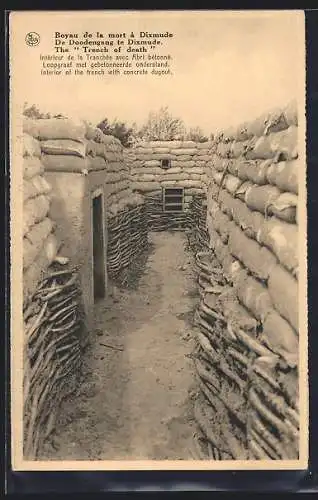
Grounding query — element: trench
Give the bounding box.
[40,231,201,460]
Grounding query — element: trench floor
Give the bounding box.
[40,232,200,460]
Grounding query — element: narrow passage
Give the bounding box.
[40,232,200,460]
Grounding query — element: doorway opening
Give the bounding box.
[92,191,106,301]
[162,187,184,212]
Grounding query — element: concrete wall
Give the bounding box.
[45,170,109,322]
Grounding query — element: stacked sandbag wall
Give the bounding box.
[25,118,148,300]
[23,132,59,301]
[84,128,149,285]
[193,101,301,460]
[22,126,86,459]
[126,141,211,231]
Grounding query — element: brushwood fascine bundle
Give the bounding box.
[107,201,148,284]
[192,100,300,460]
[186,195,209,253]
[23,126,86,458]
[126,140,211,231]
[23,266,85,459]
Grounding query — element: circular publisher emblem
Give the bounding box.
[25,32,40,47]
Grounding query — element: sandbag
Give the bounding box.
[104,152,120,162]
[32,175,51,195]
[231,198,265,239]
[23,217,54,269]
[207,225,218,251]
[247,112,270,137]
[234,180,253,202]
[228,225,277,281]
[268,192,298,223]
[24,178,38,202]
[134,173,157,182]
[257,217,298,276]
[224,174,243,195]
[134,147,154,154]
[197,141,214,149]
[217,141,232,158]
[222,126,236,142]
[207,180,219,201]
[237,159,271,185]
[102,134,121,146]
[245,184,281,215]
[173,148,197,155]
[234,122,250,142]
[23,157,44,180]
[213,210,232,243]
[152,147,170,154]
[266,160,298,194]
[84,124,102,142]
[23,118,40,138]
[23,237,35,271]
[224,301,258,333]
[131,181,161,192]
[144,160,161,168]
[107,162,127,174]
[23,195,50,235]
[171,160,196,168]
[177,179,202,188]
[150,153,175,161]
[230,140,247,158]
[268,264,298,331]
[236,269,273,322]
[214,236,229,264]
[23,134,41,158]
[218,189,234,219]
[262,310,298,364]
[230,197,249,226]
[42,154,88,172]
[180,141,197,148]
[247,135,276,160]
[244,136,258,160]
[37,118,86,141]
[106,172,126,184]
[85,141,96,157]
[132,166,168,176]
[181,187,203,196]
[270,126,298,161]
[23,175,51,202]
[23,237,59,303]
[163,173,196,182]
[264,108,288,135]
[283,99,298,127]
[41,139,86,158]
[236,160,251,182]
[222,255,244,284]
[26,217,53,248]
[227,159,239,177]
[212,171,224,186]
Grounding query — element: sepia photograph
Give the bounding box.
[9,10,307,470]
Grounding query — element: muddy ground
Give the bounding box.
[40,232,201,460]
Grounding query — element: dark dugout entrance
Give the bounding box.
[92,191,106,301]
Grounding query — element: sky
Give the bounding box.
[10,10,305,135]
